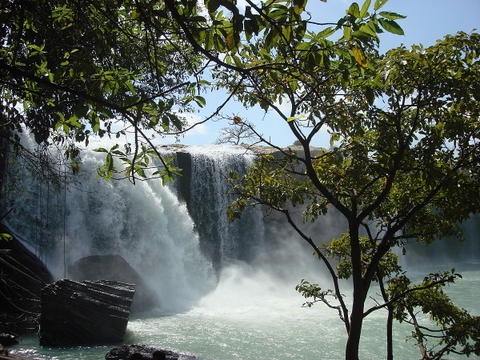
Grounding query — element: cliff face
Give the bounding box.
[161,144,327,272]
[166,145,263,272]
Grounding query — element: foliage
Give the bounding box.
[390,270,480,359]
[0,0,207,183]
[0,0,408,180]
[172,0,480,358]
[0,233,13,242]
[224,29,480,358]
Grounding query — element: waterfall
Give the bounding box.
[3,137,220,312]
[3,133,478,315]
[2,137,272,312]
[400,214,480,270]
[172,145,265,271]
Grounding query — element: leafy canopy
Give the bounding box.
[199,0,480,358]
[1,0,208,183]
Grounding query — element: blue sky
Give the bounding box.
[173,0,480,148]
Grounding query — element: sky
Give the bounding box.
[169,0,480,148]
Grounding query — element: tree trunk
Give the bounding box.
[386,304,394,360]
[345,224,365,360]
[345,294,364,360]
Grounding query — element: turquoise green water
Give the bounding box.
[9,264,480,360]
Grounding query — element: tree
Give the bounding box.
[214,116,259,145]
[162,0,480,358]
[224,27,480,360]
[0,0,209,185]
[2,0,479,357]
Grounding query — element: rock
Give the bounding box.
[39,279,135,346]
[0,224,53,334]
[105,344,196,360]
[0,333,18,346]
[69,255,158,313]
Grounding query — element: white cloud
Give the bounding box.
[183,112,208,135]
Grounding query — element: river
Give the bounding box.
[8,263,480,359]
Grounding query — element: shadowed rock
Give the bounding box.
[105,344,196,360]
[39,279,134,346]
[0,224,53,334]
[69,254,158,313]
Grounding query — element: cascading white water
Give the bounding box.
[181,145,265,270]
[4,137,217,313]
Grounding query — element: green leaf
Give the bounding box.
[131,7,139,20]
[136,167,146,178]
[244,19,259,40]
[232,54,242,67]
[72,104,89,122]
[365,86,375,105]
[120,157,132,165]
[194,95,206,108]
[373,0,388,11]
[214,33,226,52]
[106,152,114,171]
[162,115,170,132]
[296,42,311,51]
[293,0,307,15]
[148,116,159,129]
[378,18,404,35]
[206,0,222,14]
[359,0,371,18]
[378,11,406,20]
[125,80,135,94]
[225,29,238,50]
[282,26,293,42]
[171,115,183,131]
[112,150,125,157]
[317,26,336,39]
[347,3,360,18]
[358,22,377,37]
[0,233,13,242]
[205,30,214,51]
[343,26,352,41]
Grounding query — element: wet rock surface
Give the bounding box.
[39,279,135,346]
[105,344,196,360]
[0,225,53,334]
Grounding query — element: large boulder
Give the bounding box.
[69,254,158,313]
[40,279,135,346]
[105,344,196,360]
[0,224,53,334]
